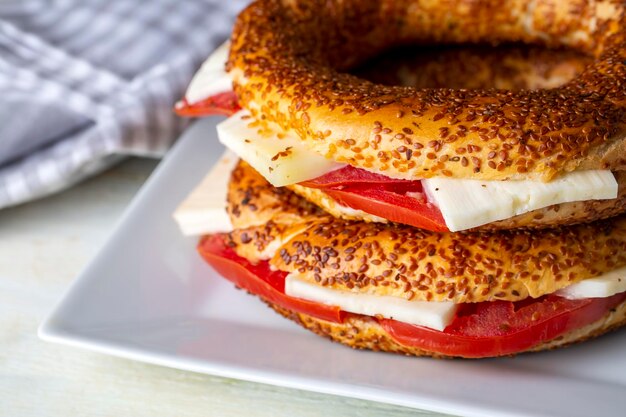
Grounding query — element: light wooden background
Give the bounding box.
[0,158,448,417]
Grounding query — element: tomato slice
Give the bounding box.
[323,186,448,232]
[380,293,626,358]
[300,166,448,232]
[197,234,345,323]
[175,91,241,117]
[300,165,421,191]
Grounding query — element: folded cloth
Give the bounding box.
[0,0,247,209]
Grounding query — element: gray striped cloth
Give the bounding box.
[0,0,247,209]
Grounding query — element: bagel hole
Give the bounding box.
[350,43,591,91]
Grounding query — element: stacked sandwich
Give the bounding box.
[174,0,626,358]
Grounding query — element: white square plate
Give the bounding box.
[40,118,626,417]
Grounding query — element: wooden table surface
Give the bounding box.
[0,157,448,417]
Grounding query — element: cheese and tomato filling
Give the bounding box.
[285,273,457,330]
[284,266,626,331]
[169,145,614,235]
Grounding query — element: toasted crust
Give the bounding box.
[227,160,330,261]
[270,217,626,303]
[287,171,626,230]
[266,299,626,358]
[227,160,326,230]
[227,161,626,303]
[230,0,626,181]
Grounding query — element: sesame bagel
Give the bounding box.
[287,170,626,231]
[266,297,626,358]
[226,161,626,304]
[229,0,626,181]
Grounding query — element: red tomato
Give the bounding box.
[380,293,626,358]
[175,92,241,117]
[300,166,448,232]
[197,234,345,323]
[300,165,421,191]
[323,187,448,232]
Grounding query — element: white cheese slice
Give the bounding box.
[173,149,238,235]
[285,273,457,331]
[185,40,232,104]
[557,266,626,300]
[217,110,344,187]
[423,170,618,231]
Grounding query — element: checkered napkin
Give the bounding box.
[0,0,247,209]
